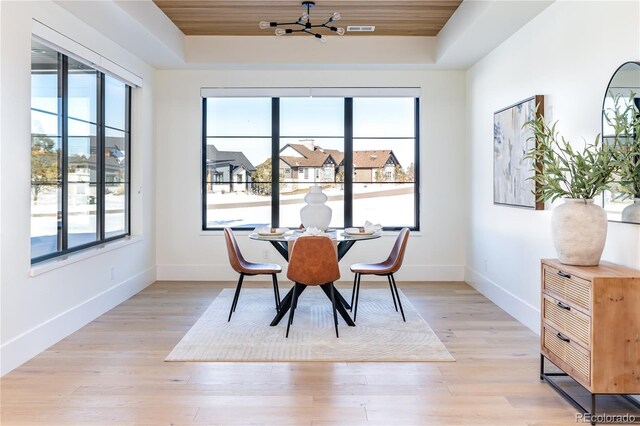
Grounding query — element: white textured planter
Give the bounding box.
[300,185,332,230]
[621,198,640,223]
[552,198,607,266]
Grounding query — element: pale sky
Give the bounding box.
[206,97,416,168]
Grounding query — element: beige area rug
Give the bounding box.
[166,288,454,362]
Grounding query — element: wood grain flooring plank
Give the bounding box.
[3,280,627,425]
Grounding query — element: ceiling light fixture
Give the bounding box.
[259,1,344,43]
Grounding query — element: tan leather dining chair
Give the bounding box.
[350,228,410,322]
[286,236,341,338]
[224,228,282,321]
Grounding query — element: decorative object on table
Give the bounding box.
[286,236,341,338]
[300,185,332,230]
[255,226,289,236]
[493,95,544,210]
[525,113,618,266]
[259,1,344,43]
[344,220,382,236]
[223,228,282,321]
[165,288,454,362]
[604,91,640,223]
[301,226,324,236]
[539,259,640,422]
[601,61,640,224]
[350,228,410,322]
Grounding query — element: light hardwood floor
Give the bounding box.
[1,281,637,425]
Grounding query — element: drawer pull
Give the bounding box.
[556,301,571,311]
[557,271,572,279]
[556,332,571,343]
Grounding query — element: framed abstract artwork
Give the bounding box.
[493,95,544,210]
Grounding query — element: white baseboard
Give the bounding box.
[156,264,465,282]
[464,266,540,333]
[0,266,156,376]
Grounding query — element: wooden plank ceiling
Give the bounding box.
[152,1,463,36]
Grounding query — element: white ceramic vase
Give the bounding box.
[621,198,640,223]
[551,198,607,266]
[300,185,332,230]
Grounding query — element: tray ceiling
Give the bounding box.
[152,0,463,36]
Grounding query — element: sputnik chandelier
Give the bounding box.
[259,1,345,43]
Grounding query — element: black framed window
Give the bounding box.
[31,38,131,263]
[202,94,419,231]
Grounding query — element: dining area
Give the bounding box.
[164,185,452,363]
[225,225,409,335]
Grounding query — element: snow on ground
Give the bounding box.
[207,191,415,228]
[30,184,414,257]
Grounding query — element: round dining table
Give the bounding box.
[249,229,381,327]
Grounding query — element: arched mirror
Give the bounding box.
[602,61,640,224]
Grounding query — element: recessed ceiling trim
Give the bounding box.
[152,0,463,37]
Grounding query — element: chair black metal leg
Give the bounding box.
[286,283,300,338]
[228,273,244,322]
[390,274,405,322]
[353,273,362,321]
[318,285,356,326]
[272,274,280,312]
[290,284,301,325]
[330,283,339,338]
[387,275,398,311]
[350,273,358,311]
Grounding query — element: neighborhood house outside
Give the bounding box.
[206,139,415,228]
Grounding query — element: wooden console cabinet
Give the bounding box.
[540,259,640,423]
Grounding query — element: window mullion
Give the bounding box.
[271,98,280,227]
[344,98,353,228]
[201,98,207,231]
[60,55,69,251]
[125,86,132,235]
[414,98,420,231]
[97,73,106,241]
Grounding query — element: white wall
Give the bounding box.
[0,1,157,375]
[465,0,640,332]
[155,69,467,282]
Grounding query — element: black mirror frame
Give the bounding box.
[601,60,640,225]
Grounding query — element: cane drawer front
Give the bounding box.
[542,294,591,349]
[543,324,591,386]
[543,265,591,313]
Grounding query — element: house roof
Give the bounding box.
[279,143,400,169]
[353,150,400,168]
[207,145,256,172]
[66,136,126,173]
[324,149,344,166]
[280,144,337,168]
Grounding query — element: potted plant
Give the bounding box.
[605,94,640,222]
[525,114,618,266]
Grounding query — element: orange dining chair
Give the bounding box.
[350,228,410,322]
[224,228,282,321]
[286,236,341,338]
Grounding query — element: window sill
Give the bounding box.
[29,236,142,277]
